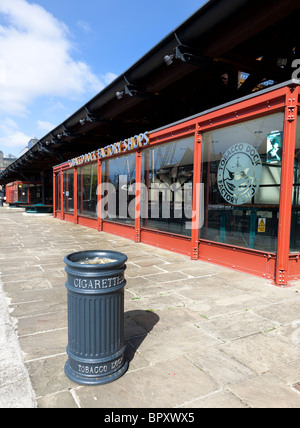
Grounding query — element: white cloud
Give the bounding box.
[76,20,92,35]
[0,118,31,149]
[37,120,56,133]
[102,72,118,85]
[0,0,105,116]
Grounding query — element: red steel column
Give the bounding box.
[191,129,202,260]
[60,168,64,218]
[97,159,102,231]
[135,150,142,243]
[276,89,298,286]
[53,172,56,216]
[74,167,78,224]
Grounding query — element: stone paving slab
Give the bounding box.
[0,278,36,408]
[0,206,300,408]
[74,357,219,409]
[227,374,300,408]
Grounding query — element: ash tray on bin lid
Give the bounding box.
[78,257,117,265]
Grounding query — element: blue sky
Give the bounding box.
[0,0,206,157]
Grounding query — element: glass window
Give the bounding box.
[141,136,194,236]
[77,164,98,218]
[290,114,300,252]
[29,184,42,204]
[19,184,29,203]
[55,173,61,212]
[201,112,284,252]
[63,170,74,213]
[101,153,136,225]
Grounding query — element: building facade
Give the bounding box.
[0,152,17,172]
[53,81,300,286]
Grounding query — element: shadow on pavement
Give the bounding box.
[124,310,160,363]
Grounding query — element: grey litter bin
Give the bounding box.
[64,250,128,385]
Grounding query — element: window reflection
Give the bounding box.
[77,164,98,218]
[141,137,194,236]
[201,113,284,252]
[63,170,74,213]
[19,183,29,203]
[101,153,136,225]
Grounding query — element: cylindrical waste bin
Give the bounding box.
[64,250,128,385]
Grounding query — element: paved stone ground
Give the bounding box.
[0,206,300,408]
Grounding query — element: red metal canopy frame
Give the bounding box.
[53,81,300,286]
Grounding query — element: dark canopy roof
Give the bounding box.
[1,0,299,184]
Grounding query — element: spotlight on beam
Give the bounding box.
[116,91,124,100]
[164,54,174,66]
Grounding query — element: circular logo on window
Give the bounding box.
[217,143,262,205]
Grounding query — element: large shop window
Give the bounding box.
[63,170,74,213]
[55,172,61,211]
[200,112,284,252]
[101,153,136,225]
[141,136,194,236]
[291,114,300,252]
[77,163,98,218]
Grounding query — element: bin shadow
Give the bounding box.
[124,310,160,363]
